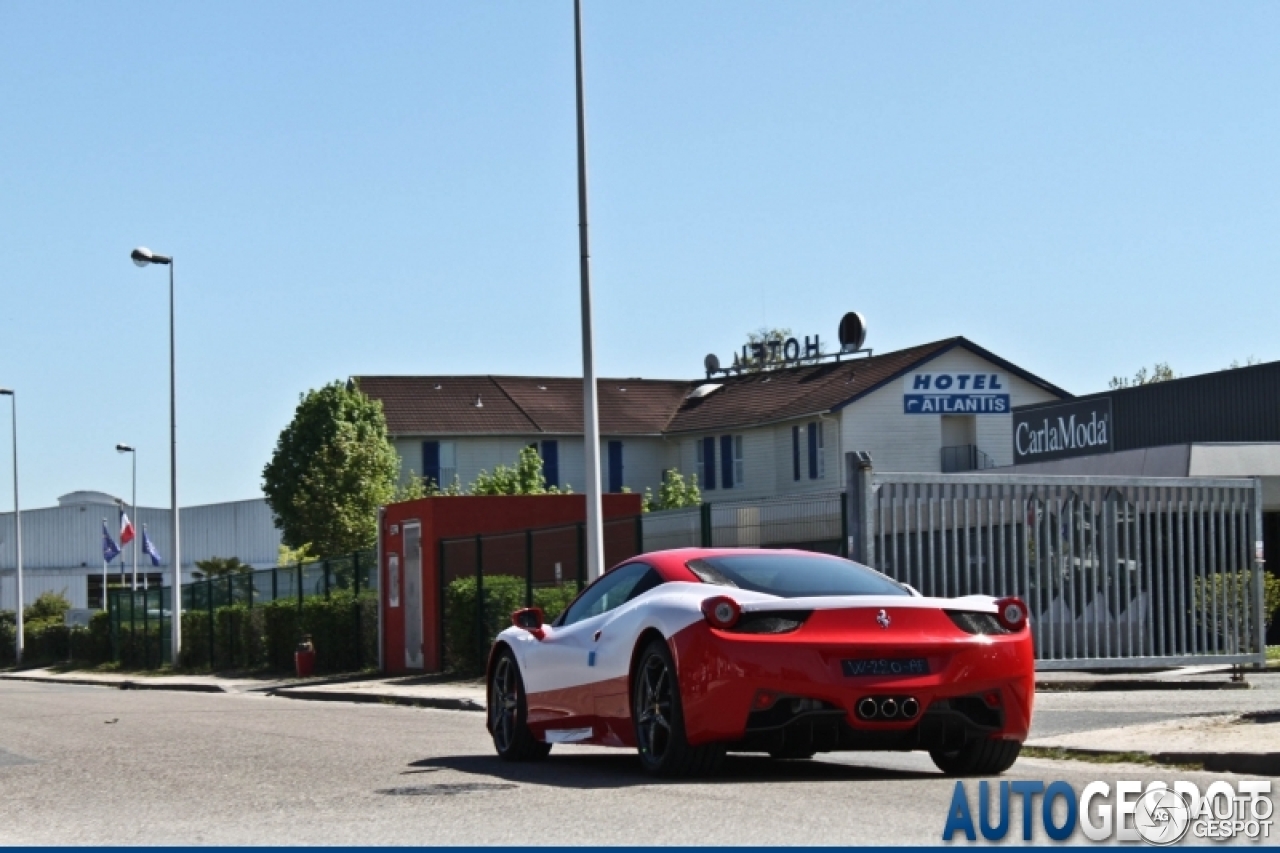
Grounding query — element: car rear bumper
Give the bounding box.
[669,623,1035,749]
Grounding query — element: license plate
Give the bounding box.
[841,657,929,677]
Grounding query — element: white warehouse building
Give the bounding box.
[0,491,281,611]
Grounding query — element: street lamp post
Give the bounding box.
[0,389,22,664]
[116,444,137,591]
[574,0,605,581]
[130,247,181,662]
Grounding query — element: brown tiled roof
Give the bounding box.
[353,337,1068,438]
[352,375,691,436]
[665,338,957,433]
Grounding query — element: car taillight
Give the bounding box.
[945,610,1009,635]
[995,597,1028,632]
[701,595,741,629]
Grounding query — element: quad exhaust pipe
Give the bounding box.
[857,696,920,720]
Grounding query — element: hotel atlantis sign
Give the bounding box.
[1013,397,1113,463]
[903,373,1010,415]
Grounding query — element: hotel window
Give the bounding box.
[541,440,560,488]
[807,422,825,480]
[718,434,745,489]
[698,436,717,490]
[422,440,457,489]
[792,425,801,481]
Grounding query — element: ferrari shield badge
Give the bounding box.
[876,609,890,629]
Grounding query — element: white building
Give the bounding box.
[355,335,1068,504]
[0,491,281,611]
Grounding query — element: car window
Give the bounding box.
[686,553,909,598]
[558,562,662,627]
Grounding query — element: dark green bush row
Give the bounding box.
[176,591,377,673]
[0,610,112,667]
[444,576,579,673]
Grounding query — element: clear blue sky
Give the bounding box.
[1,1,1277,509]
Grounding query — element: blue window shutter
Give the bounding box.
[720,435,734,489]
[702,436,717,490]
[422,441,441,488]
[807,423,818,479]
[607,441,624,493]
[792,426,800,481]
[541,440,559,488]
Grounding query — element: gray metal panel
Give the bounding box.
[1015,359,1280,450]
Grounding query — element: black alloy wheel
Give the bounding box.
[488,649,551,762]
[631,639,724,777]
[929,738,1021,776]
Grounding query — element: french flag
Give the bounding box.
[119,509,136,546]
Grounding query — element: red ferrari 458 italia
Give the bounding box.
[486,548,1034,777]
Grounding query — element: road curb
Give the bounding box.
[1035,679,1250,693]
[0,673,226,693]
[266,687,485,713]
[1026,744,1279,776]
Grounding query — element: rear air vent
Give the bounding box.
[945,611,1012,635]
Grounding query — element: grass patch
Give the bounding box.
[1267,645,1279,661]
[1022,746,1203,772]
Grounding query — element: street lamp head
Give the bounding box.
[0,388,12,396]
[116,444,134,453]
[131,247,172,267]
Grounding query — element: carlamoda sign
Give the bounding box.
[1013,397,1113,463]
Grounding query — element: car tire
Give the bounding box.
[488,648,552,762]
[929,738,1021,776]
[632,639,725,778]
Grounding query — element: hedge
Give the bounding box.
[443,576,579,673]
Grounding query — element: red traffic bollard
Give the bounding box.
[294,634,316,678]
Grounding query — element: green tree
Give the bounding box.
[642,469,702,512]
[24,591,72,626]
[1109,362,1176,389]
[193,556,252,579]
[262,381,400,557]
[277,543,319,567]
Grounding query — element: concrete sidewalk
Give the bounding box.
[3,666,1274,775]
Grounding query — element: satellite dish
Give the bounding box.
[838,312,867,352]
[704,353,721,373]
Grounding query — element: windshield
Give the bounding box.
[687,553,909,598]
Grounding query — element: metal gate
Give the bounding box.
[847,465,1267,670]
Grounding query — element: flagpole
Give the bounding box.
[130,451,137,592]
[101,518,108,612]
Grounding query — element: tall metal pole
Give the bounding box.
[168,260,182,661]
[2,391,23,663]
[575,0,604,581]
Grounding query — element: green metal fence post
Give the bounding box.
[323,560,331,601]
[271,566,278,602]
[142,589,150,669]
[475,534,485,672]
[438,539,447,672]
[353,550,362,670]
[576,523,586,591]
[226,574,235,666]
[840,492,850,558]
[635,514,644,556]
[700,502,712,547]
[296,562,303,612]
[525,530,534,609]
[206,579,214,669]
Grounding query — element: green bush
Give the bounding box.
[1193,570,1280,640]
[443,576,581,674]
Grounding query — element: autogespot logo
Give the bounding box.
[942,779,1273,844]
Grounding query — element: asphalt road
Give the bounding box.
[0,680,1275,846]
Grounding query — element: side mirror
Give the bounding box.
[512,607,545,637]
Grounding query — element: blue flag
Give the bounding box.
[101,520,121,563]
[142,525,162,567]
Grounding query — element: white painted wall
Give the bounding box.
[393,435,678,496]
[839,346,1062,475]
